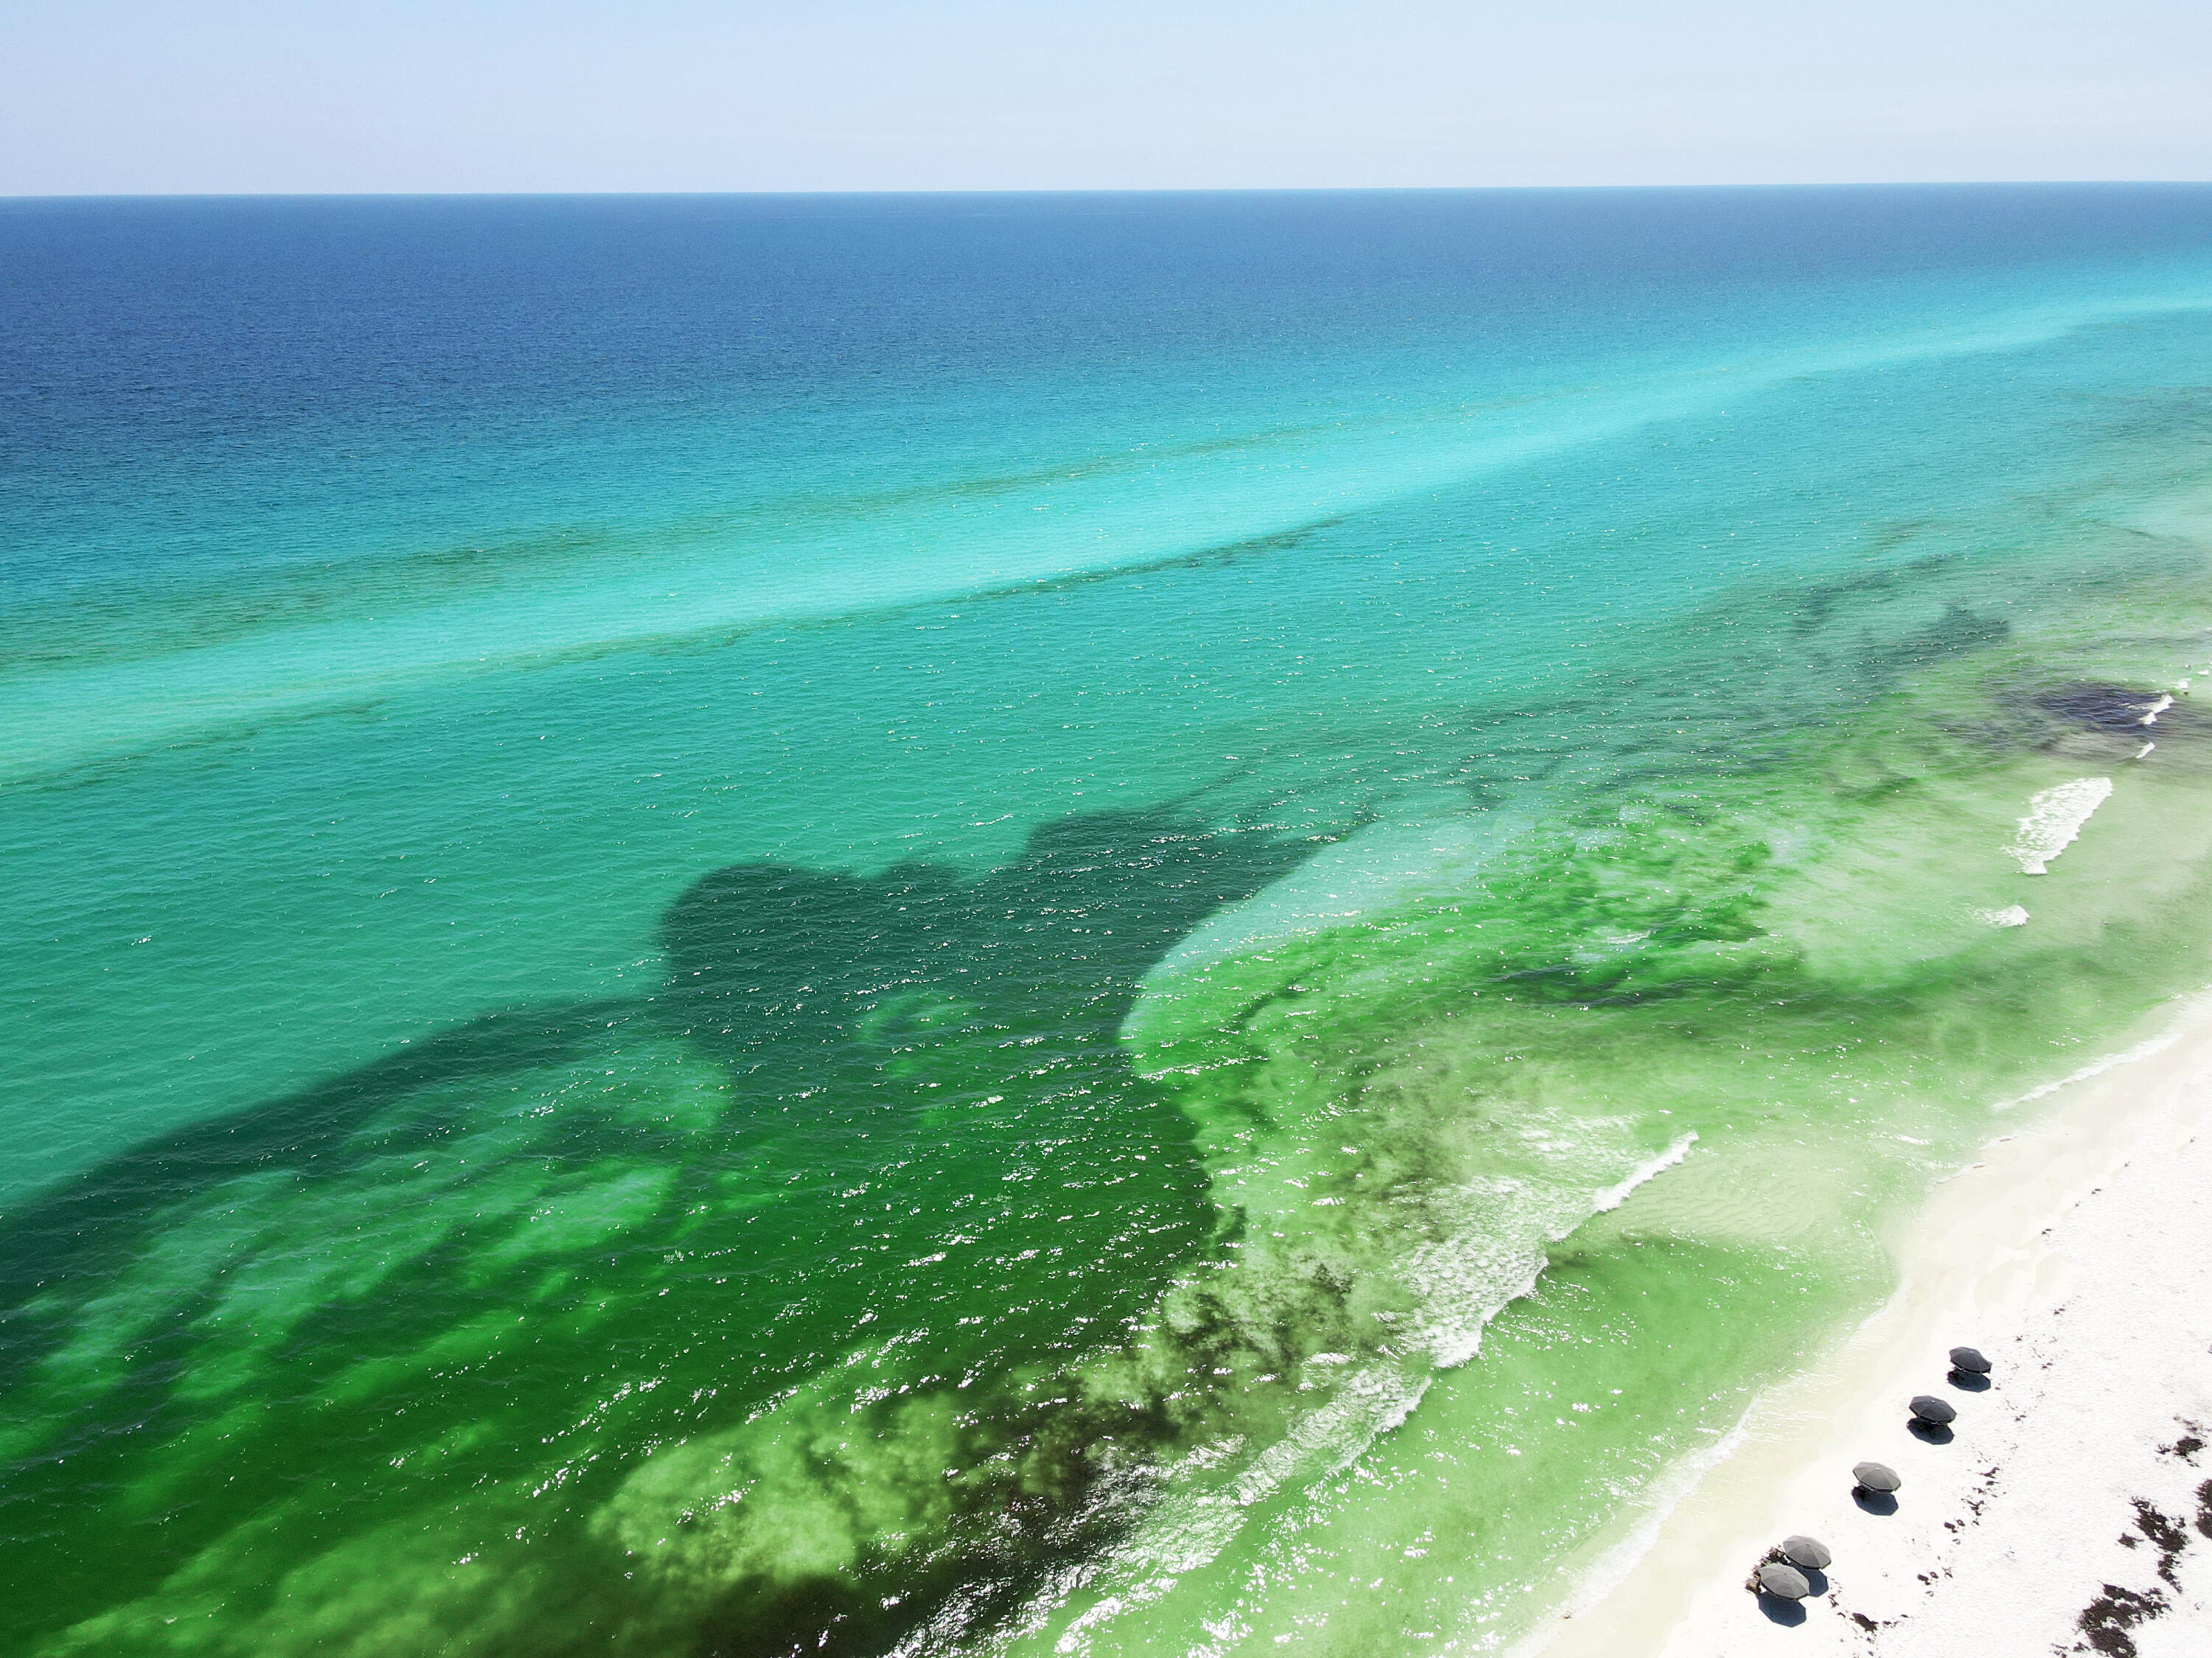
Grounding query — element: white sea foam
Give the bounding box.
[2139,694,2174,725]
[999,1135,1708,1656]
[1413,1132,1703,1370]
[2005,776,2112,875]
[1972,905,2030,928]
[1029,1362,1435,1658]
[1582,1132,1701,1219]
[2136,741,2157,759]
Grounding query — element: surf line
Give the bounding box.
[1577,1132,1702,1223]
[1017,1132,1708,1648]
[2006,776,2112,876]
[1989,985,2212,1113]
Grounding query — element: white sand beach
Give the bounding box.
[1523,992,2212,1658]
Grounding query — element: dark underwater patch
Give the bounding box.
[0,806,1319,1657]
[2038,683,2178,733]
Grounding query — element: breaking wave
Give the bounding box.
[2007,776,2114,875]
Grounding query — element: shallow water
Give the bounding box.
[6,188,2212,1656]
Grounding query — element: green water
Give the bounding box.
[7,190,2212,1656]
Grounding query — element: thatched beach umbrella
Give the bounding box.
[1756,1561,1813,1600]
[1781,1536,1833,1570]
[1852,1460,1902,1494]
[1910,1394,1958,1425]
[1949,1345,1992,1374]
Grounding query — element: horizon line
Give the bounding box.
[7,178,2212,204]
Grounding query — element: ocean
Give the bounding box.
[5,187,2212,1656]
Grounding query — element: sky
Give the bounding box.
[1,0,2208,195]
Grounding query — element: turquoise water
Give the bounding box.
[6,188,2212,1655]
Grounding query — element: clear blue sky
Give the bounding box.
[3,0,2207,195]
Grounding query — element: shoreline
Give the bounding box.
[1516,986,2212,1657]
